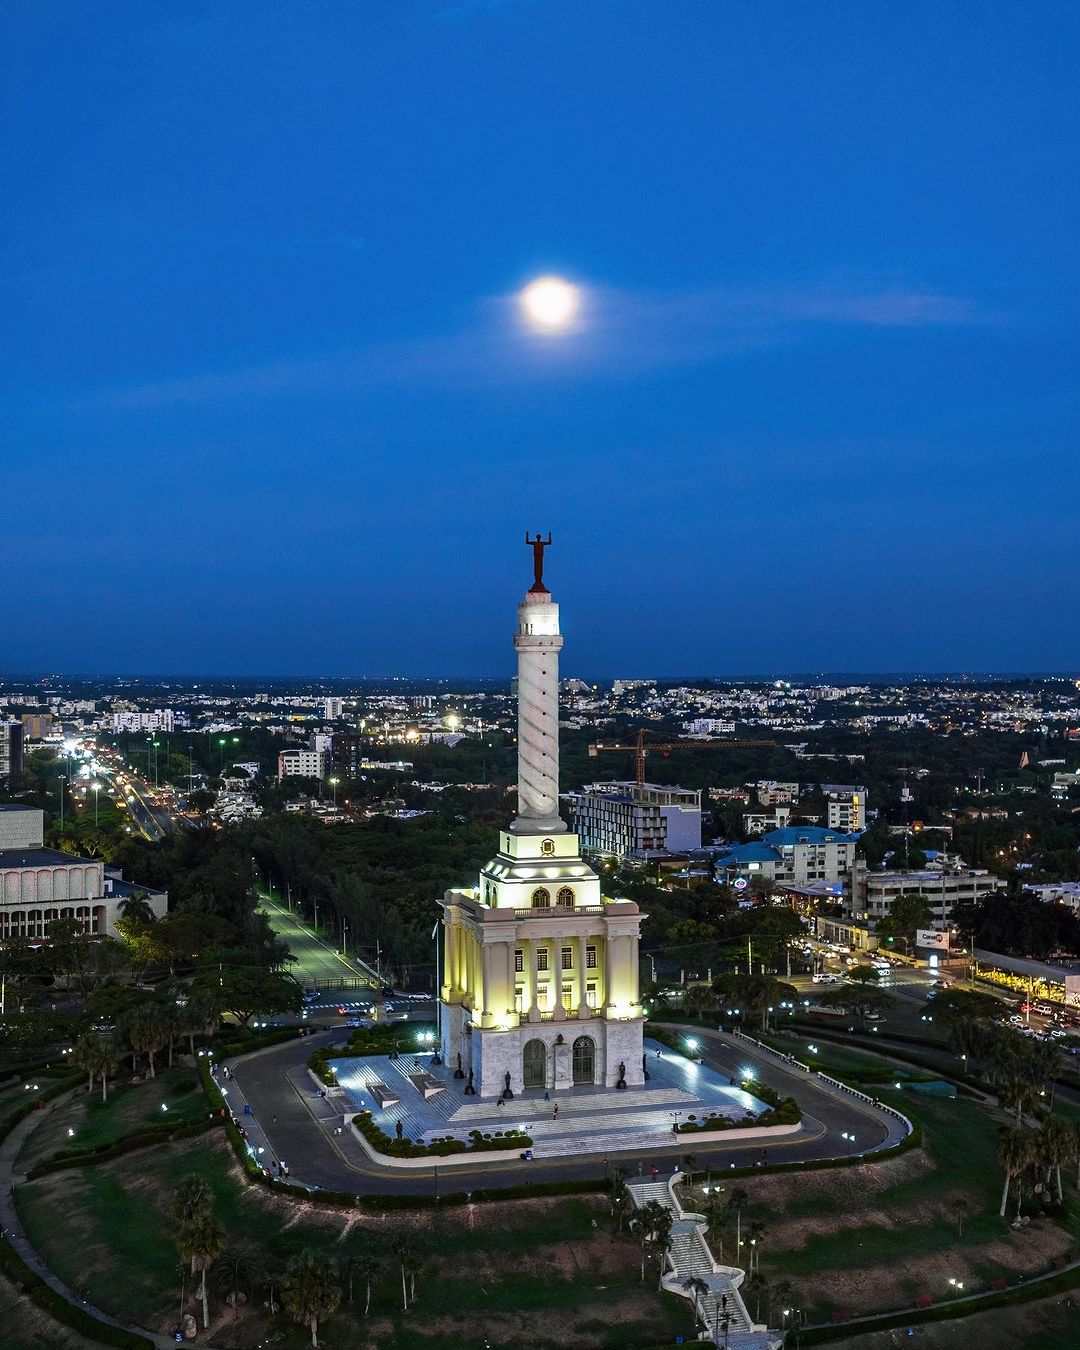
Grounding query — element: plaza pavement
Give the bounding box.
[228,1023,910,1195]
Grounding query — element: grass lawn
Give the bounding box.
[15,1065,207,1171]
[683,1036,1080,1326]
[16,1132,687,1348]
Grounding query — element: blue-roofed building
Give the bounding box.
[715,824,861,889]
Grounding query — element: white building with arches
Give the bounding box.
[438,542,645,1098]
[0,805,166,940]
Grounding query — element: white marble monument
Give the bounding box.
[438,535,646,1097]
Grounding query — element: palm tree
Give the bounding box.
[178,1212,226,1329]
[609,1167,629,1234]
[350,1253,380,1317]
[1038,1115,1072,1205]
[209,1244,257,1319]
[73,1033,118,1102]
[631,1200,672,1285]
[682,1275,710,1331]
[174,1174,211,1275]
[998,1127,1032,1219]
[954,1196,970,1238]
[728,1185,748,1261]
[121,1002,169,1077]
[281,1250,341,1348]
[745,1220,765,1275]
[390,1235,414,1312]
[118,889,156,925]
[1000,1076,1038,1127]
[702,1192,727,1262]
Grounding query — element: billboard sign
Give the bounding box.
[916,929,949,951]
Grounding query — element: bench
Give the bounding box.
[369,1082,399,1108]
[408,1072,445,1100]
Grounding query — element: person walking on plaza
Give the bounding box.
[553,1102,559,1121]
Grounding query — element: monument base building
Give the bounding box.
[438,537,645,1097]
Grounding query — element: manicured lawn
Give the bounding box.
[16,1065,208,1170]
[17,1133,686,1348]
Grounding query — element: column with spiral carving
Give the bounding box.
[511,543,566,835]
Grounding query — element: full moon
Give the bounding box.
[519,275,580,332]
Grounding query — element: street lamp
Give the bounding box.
[92,781,101,827]
[329,776,339,807]
[56,776,67,832]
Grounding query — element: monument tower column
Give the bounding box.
[511,532,566,835]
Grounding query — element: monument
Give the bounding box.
[438,535,645,1097]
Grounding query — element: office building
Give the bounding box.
[824,785,867,833]
[0,721,23,780]
[277,749,326,781]
[563,781,703,860]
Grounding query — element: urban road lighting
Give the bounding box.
[92,781,101,826]
[329,776,339,807]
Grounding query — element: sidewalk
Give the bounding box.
[0,1089,216,1349]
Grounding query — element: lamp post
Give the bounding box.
[329,776,339,807]
[218,738,227,773]
[56,776,67,833]
[92,781,101,827]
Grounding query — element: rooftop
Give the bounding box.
[0,846,97,870]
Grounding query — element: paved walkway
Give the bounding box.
[329,1038,771,1159]
[0,1090,209,1348]
[626,1172,781,1349]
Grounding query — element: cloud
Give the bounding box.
[85,275,993,411]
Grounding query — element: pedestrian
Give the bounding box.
[283,1164,289,1178]
[655,1047,662,1058]
[272,1113,277,1125]
[553,1103,559,1120]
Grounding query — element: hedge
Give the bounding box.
[27,1114,221,1177]
[210,1025,303,1057]
[352,1110,532,1158]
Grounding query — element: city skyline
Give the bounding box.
[5,3,1079,675]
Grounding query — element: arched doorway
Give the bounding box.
[572,1035,595,1085]
[523,1039,547,1089]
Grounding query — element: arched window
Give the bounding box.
[556,887,575,907]
[531,887,550,908]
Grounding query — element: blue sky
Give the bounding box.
[2,1,1078,676]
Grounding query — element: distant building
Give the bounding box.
[823,785,867,832]
[0,805,166,939]
[20,713,54,740]
[0,720,23,780]
[682,718,736,736]
[743,806,792,835]
[1023,882,1080,915]
[563,781,702,859]
[278,749,325,781]
[716,825,859,887]
[111,710,175,733]
[323,697,344,720]
[851,857,999,929]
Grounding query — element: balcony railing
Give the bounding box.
[513,903,606,918]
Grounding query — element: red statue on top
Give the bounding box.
[526,532,552,593]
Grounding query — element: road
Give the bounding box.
[228,1022,909,1197]
[260,893,382,991]
[93,749,178,842]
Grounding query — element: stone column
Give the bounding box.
[603,932,616,1011]
[523,937,536,1016]
[505,941,517,1021]
[511,588,565,835]
[576,935,588,1014]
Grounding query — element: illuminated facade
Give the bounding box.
[438,540,645,1096]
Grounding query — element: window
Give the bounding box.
[557,886,575,906]
[536,948,549,972]
[586,944,597,969]
[561,946,573,970]
[514,949,524,973]
[532,887,551,908]
[586,981,598,1008]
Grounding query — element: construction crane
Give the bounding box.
[587,726,777,788]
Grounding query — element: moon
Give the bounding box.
[519,276,581,332]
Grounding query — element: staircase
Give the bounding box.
[625,1174,781,1349]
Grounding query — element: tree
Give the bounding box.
[209,1244,258,1319]
[998,1127,1032,1218]
[178,1211,226,1330]
[877,893,933,951]
[390,1235,415,1311]
[631,1199,673,1286]
[846,964,880,987]
[191,966,302,1026]
[45,920,126,994]
[117,889,157,925]
[349,1253,380,1317]
[954,1196,969,1238]
[120,1002,169,1077]
[174,1174,211,1275]
[1000,1077,1038,1127]
[280,1250,341,1348]
[728,1186,748,1259]
[1038,1116,1073,1206]
[73,1033,118,1102]
[682,1275,710,1331]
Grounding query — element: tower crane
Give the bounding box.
[587,726,777,788]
